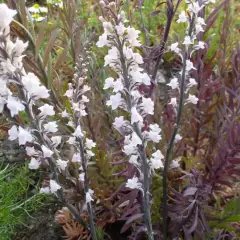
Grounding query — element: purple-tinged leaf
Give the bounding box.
[120,213,144,233]
[183,187,197,196]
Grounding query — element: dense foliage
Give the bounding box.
[0,0,240,239]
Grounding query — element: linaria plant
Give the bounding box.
[163,0,216,238]
[2,0,240,239]
[0,3,97,239]
[97,1,164,239]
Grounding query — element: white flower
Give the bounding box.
[86,150,95,158]
[126,177,142,189]
[14,38,28,56]
[175,134,182,142]
[41,145,53,158]
[43,121,58,133]
[177,11,188,23]
[113,116,127,130]
[22,73,49,100]
[49,180,61,193]
[115,22,126,36]
[150,150,164,170]
[26,146,38,156]
[167,77,179,89]
[81,95,89,103]
[197,17,206,26]
[51,136,62,147]
[152,150,164,160]
[39,104,55,117]
[170,160,180,169]
[206,0,216,3]
[39,187,50,194]
[123,142,137,155]
[183,36,193,45]
[73,125,84,138]
[28,5,41,13]
[96,33,109,47]
[0,3,17,29]
[106,93,123,110]
[29,158,40,170]
[18,127,33,145]
[129,155,139,165]
[82,85,91,92]
[130,71,151,86]
[194,41,205,50]
[126,27,141,47]
[103,77,114,89]
[141,97,154,115]
[61,110,69,118]
[131,132,142,146]
[149,124,161,133]
[67,136,77,145]
[133,52,144,64]
[0,97,4,113]
[8,125,18,141]
[57,159,68,170]
[64,89,73,98]
[131,90,142,99]
[7,96,25,117]
[104,47,119,66]
[113,79,124,92]
[86,189,94,203]
[169,97,177,107]
[67,120,75,128]
[1,58,15,73]
[79,173,85,182]
[85,138,96,149]
[103,21,113,34]
[187,78,197,88]
[0,79,9,96]
[170,42,181,54]
[186,60,196,71]
[131,107,143,124]
[72,153,81,163]
[185,94,199,104]
[196,24,204,34]
[147,131,162,143]
[188,2,204,14]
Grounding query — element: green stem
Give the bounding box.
[162,15,196,239]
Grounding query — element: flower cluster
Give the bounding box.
[0,4,65,195]
[63,52,96,204]
[97,2,164,191]
[1,4,98,236]
[168,0,216,108]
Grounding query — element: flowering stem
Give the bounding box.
[16,77,87,228]
[117,36,154,240]
[78,134,98,240]
[162,16,196,239]
[12,19,63,111]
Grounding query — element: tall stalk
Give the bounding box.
[78,138,98,240]
[162,16,196,239]
[117,36,154,240]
